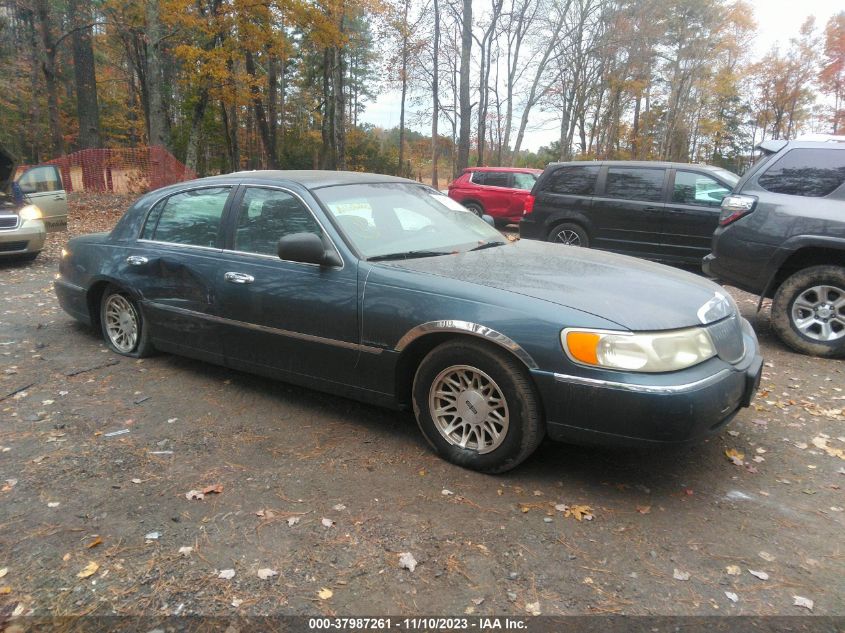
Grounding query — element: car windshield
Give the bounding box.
[314,182,506,259]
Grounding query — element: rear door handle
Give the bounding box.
[642,206,661,213]
[126,255,149,266]
[224,271,255,284]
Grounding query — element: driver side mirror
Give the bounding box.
[277,232,342,267]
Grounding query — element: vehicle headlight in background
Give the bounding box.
[19,204,42,221]
[562,327,716,373]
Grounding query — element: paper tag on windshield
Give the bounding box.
[429,194,471,212]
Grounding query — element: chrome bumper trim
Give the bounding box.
[553,369,732,395]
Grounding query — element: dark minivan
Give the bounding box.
[520,161,739,265]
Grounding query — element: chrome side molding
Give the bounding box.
[395,320,539,369]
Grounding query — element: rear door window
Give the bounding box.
[147,187,231,247]
[483,171,510,188]
[757,149,845,197]
[604,168,665,202]
[541,165,599,195]
[672,171,731,207]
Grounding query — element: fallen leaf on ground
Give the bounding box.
[47,502,60,508]
[636,505,651,514]
[131,478,142,484]
[673,569,691,581]
[76,561,99,578]
[231,597,243,608]
[257,568,278,580]
[86,536,102,549]
[185,490,204,501]
[525,601,541,615]
[218,569,235,580]
[564,504,594,521]
[255,509,275,518]
[333,503,346,511]
[441,489,454,496]
[321,518,334,528]
[758,551,775,562]
[398,552,417,572]
[725,448,745,465]
[0,568,6,578]
[748,569,769,580]
[201,483,223,495]
[811,436,845,460]
[178,546,193,557]
[145,531,160,541]
[2,479,18,492]
[0,586,10,595]
[287,516,300,527]
[725,592,738,603]
[726,565,741,576]
[793,595,814,611]
[318,587,333,600]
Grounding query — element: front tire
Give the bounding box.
[99,285,155,358]
[771,265,845,357]
[412,339,544,473]
[547,222,589,247]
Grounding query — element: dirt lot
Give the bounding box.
[1,194,844,618]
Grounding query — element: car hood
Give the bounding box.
[0,144,17,193]
[379,240,728,331]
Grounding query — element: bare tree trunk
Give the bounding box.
[245,50,277,169]
[398,1,409,176]
[457,0,472,173]
[321,48,333,169]
[185,88,208,173]
[431,0,440,189]
[68,0,101,149]
[145,0,169,148]
[333,41,346,170]
[35,0,63,156]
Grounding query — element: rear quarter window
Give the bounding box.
[540,165,599,195]
[757,149,845,197]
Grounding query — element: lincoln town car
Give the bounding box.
[54,171,763,472]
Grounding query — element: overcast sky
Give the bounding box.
[359,0,842,153]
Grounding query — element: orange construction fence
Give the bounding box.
[15,146,197,194]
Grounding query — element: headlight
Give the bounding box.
[19,204,42,221]
[562,327,716,373]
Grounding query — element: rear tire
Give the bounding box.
[463,202,483,217]
[547,222,589,247]
[99,284,156,358]
[771,265,845,358]
[412,339,544,473]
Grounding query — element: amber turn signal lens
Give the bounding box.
[565,331,600,365]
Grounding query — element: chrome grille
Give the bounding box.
[0,215,19,230]
[707,314,744,363]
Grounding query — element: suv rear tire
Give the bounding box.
[547,222,589,247]
[771,265,845,357]
[463,201,483,217]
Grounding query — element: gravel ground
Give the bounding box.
[1,195,843,619]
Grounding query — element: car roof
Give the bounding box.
[200,169,419,190]
[463,166,542,173]
[544,160,732,173]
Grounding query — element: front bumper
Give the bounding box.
[533,319,763,446]
[0,218,46,256]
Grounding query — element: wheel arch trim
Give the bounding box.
[395,320,539,369]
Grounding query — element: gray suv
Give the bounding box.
[703,136,845,357]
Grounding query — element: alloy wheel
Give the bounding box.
[790,284,845,342]
[428,365,509,454]
[104,294,139,353]
[554,229,582,246]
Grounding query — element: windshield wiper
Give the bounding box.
[368,250,453,262]
[469,240,507,252]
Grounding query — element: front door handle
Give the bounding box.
[126,255,149,266]
[224,271,255,284]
